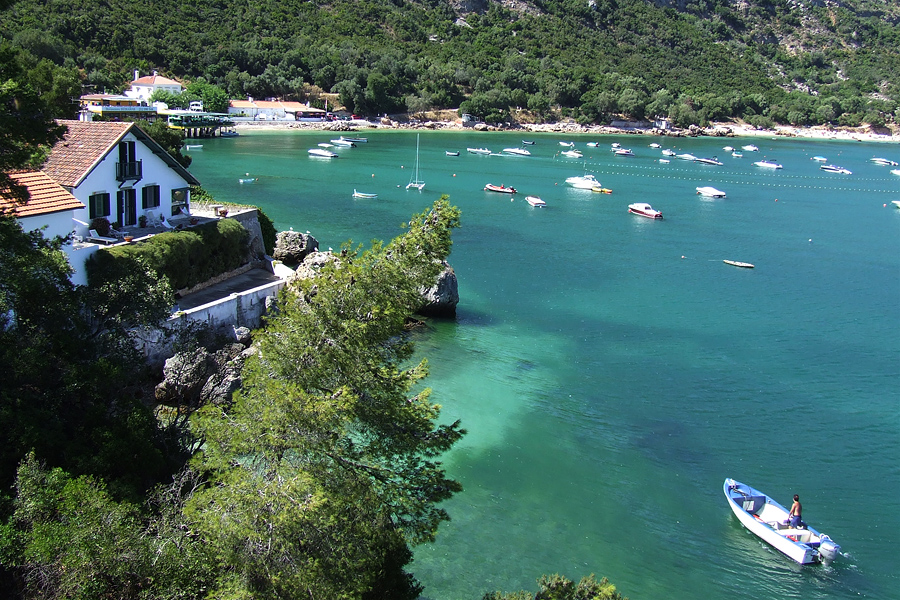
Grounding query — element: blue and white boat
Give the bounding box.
[724,478,840,565]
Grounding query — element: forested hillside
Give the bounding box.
[2,0,898,126]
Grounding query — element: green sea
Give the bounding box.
[187,129,900,600]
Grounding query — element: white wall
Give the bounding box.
[18,211,99,286]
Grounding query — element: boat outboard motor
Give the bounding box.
[818,535,840,562]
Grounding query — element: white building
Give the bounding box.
[125,71,184,103]
[42,120,200,231]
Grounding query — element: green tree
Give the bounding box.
[134,119,191,168]
[187,199,464,599]
[484,573,628,600]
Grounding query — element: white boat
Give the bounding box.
[445,151,459,156]
[238,177,258,184]
[614,148,635,156]
[662,149,676,156]
[503,147,532,156]
[219,128,239,138]
[820,164,852,174]
[870,157,898,166]
[753,159,783,169]
[811,156,827,162]
[308,148,338,158]
[676,153,698,161]
[586,142,599,147]
[649,143,661,148]
[522,140,535,145]
[696,186,726,198]
[559,141,575,147]
[565,174,601,189]
[342,136,368,143]
[525,195,546,207]
[611,142,621,148]
[406,134,425,190]
[659,159,670,163]
[628,202,663,219]
[731,152,743,158]
[185,144,203,150]
[891,200,900,209]
[723,260,754,268]
[467,147,491,155]
[724,479,840,564]
[352,190,378,199]
[484,183,517,194]
[318,142,334,148]
[331,138,356,147]
[723,146,734,152]
[892,169,900,176]
[560,149,583,158]
[695,157,723,166]
[742,144,759,151]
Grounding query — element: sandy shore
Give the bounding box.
[232,119,898,143]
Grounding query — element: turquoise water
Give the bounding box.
[187,131,900,600]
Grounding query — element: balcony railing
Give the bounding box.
[116,160,143,182]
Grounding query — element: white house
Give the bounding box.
[2,171,98,286]
[125,71,184,104]
[228,99,323,121]
[42,120,200,232]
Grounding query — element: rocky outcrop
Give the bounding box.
[419,261,459,318]
[274,230,320,265]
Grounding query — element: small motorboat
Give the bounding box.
[611,142,621,148]
[565,174,600,189]
[522,140,536,145]
[696,186,726,198]
[238,177,258,184]
[820,164,852,174]
[560,149,583,158]
[723,260,754,268]
[811,155,828,162]
[467,147,491,155]
[185,144,203,150]
[484,183,517,194]
[731,152,743,158]
[695,157,723,166]
[724,478,840,564]
[662,149,676,156]
[723,146,734,152]
[559,141,575,147]
[891,200,900,209]
[753,159,783,169]
[525,195,546,207]
[892,169,900,176]
[318,142,335,148]
[628,202,663,219]
[330,138,356,147]
[308,148,338,158]
[870,157,898,166]
[614,148,635,156]
[352,190,378,199]
[503,147,532,156]
[342,137,368,143]
[676,153,698,161]
[445,151,459,156]
[591,186,612,194]
[742,144,759,152]
[659,159,670,164]
[649,143,661,148]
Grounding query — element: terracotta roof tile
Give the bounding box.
[1,171,84,217]
[132,75,182,86]
[42,120,132,188]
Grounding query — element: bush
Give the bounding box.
[86,218,250,291]
[90,217,111,236]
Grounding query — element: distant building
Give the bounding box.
[125,71,184,103]
[79,94,158,121]
[228,99,326,121]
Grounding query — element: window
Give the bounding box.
[88,192,110,219]
[142,184,160,209]
[171,187,189,216]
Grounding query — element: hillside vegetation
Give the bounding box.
[2,0,899,127]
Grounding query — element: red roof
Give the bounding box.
[132,74,182,87]
[42,121,133,188]
[1,171,84,217]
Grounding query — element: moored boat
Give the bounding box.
[891,200,900,209]
[731,151,743,158]
[330,138,356,147]
[484,183,517,194]
[892,169,900,176]
[676,153,697,161]
[662,149,676,156]
[696,186,726,198]
[406,133,425,190]
[591,186,613,194]
[525,195,546,207]
[614,148,635,156]
[308,148,338,158]
[503,147,532,156]
[565,174,600,189]
[649,143,661,148]
[445,151,459,156]
[559,141,575,147]
[723,260,754,268]
[742,144,759,151]
[724,478,840,564]
[870,157,898,166]
[342,136,368,143]
[185,144,203,150]
[352,189,378,199]
[560,149,583,158]
[811,155,827,162]
[723,146,734,152]
[238,177,258,184]
[753,159,783,169]
[695,156,723,166]
[467,147,491,155]
[820,164,852,174]
[522,140,535,145]
[628,203,663,219]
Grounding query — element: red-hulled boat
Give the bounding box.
[484,183,517,194]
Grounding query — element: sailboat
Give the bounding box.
[406,134,425,190]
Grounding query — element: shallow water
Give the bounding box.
[188,131,900,600]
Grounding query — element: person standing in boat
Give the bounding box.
[788,494,802,527]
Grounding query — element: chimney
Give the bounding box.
[134,69,139,81]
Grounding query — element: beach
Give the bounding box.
[231,117,899,143]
